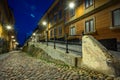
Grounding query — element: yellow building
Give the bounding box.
[0,0,15,53]
[36,0,120,51]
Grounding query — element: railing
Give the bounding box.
[41,34,83,55]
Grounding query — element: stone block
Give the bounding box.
[81,35,120,76]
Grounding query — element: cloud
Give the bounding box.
[30,13,35,18]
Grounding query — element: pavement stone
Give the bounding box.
[0,51,118,80]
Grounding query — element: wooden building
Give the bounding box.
[37,0,120,51]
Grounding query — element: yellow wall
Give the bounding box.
[0,24,3,38]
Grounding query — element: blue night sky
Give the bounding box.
[7,0,54,46]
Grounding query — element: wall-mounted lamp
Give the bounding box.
[69,2,75,9]
[15,42,19,45]
[33,33,36,36]
[11,36,14,38]
[6,25,12,30]
[42,21,47,26]
[13,39,16,42]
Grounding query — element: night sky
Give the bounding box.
[7,0,54,46]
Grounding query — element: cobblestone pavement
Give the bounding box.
[0,51,118,80]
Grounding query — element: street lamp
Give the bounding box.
[6,25,12,52]
[11,36,14,38]
[42,21,47,26]
[13,39,16,42]
[15,42,19,45]
[69,2,75,9]
[6,25,12,30]
[33,33,36,36]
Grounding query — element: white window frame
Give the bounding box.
[84,18,95,34]
[70,25,76,36]
[69,8,75,17]
[50,30,53,38]
[85,0,93,8]
[112,8,120,27]
[58,26,62,36]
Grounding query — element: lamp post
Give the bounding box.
[42,21,48,45]
[54,34,56,49]
[6,25,12,52]
[33,33,36,42]
[11,35,15,50]
[65,34,69,53]
[46,31,48,46]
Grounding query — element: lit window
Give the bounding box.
[85,0,93,8]
[112,9,120,27]
[85,19,94,33]
[58,26,62,36]
[70,26,76,35]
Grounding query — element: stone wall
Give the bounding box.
[23,35,120,77]
[23,43,81,67]
[82,35,120,77]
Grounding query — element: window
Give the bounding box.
[58,26,62,36]
[49,16,53,24]
[58,10,62,20]
[64,10,67,22]
[0,12,1,22]
[85,0,93,8]
[112,9,120,27]
[69,8,75,17]
[50,30,53,38]
[70,26,76,35]
[54,28,57,36]
[54,14,57,23]
[85,19,94,33]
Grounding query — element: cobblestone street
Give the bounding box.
[0,51,117,80]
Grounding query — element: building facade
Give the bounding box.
[0,0,15,53]
[37,0,120,51]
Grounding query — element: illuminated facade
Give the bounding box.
[0,0,15,52]
[37,0,120,51]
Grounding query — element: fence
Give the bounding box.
[41,34,83,55]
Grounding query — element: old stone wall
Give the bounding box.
[23,35,120,77]
[82,35,120,76]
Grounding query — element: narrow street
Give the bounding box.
[0,51,115,80]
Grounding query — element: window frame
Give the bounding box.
[69,8,75,18]
[69,25,76,36]
[54,14,58,23]
[58,10,62,20]
[0,12,1,23]
[84,18,95,34]
[50,30,53,38]
[112,8,120,27]
[85,0,93,9]
[58,26,62,36]
[54,28,57,36]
